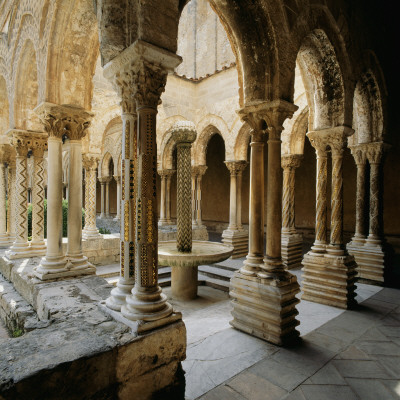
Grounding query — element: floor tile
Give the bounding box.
[331,359,392,379]
[198,384,247,400]
[299,384,358,400]
[346,378,397,400]
[306,363,347,385]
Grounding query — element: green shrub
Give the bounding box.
[99,227,111,234]
[27,199,84,238]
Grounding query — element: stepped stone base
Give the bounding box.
[222,229,248,258]
[347,241,385,283]
[230,271,300,346]
[302,251,358,309]
[281,233,303,269]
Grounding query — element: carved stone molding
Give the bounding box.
[224,160,247,175]
[82,154,99,171]
[34,102,93,140]
[281,154,303,170]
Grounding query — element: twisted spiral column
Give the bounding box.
[327,147,345,255]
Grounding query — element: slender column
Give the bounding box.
[82,156,101,239]
[7,161,16,241]
[34,103,95,279]
[351,148,367,243]
[365,143,384,246]
[0,160,8,246]
[236,162,247,230]
[65,115,95,274]
[114,175,121,221]
[195,165,207,226]
[30,139,48,254]
[240,130,265,275]
[99,178,106,218]
[191,167,197,226]
[103,41,181,326]
[105,177,111,217]
[7,133,30,257]
[158,170,168,225]
[106,108,136,311]
[225,162,239,230]
[174,126,197,252]
[307,132,329,255]
[165,170,175,225]
[260,126,285,277]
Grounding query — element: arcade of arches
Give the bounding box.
[0,0,399,398]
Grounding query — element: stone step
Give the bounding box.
[206,263,239,273]
[198,265,234,281]
[96,264,120,278]
[199,273,231,292]
[105,274,172,287]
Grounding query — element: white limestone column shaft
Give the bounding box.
[100,179,106,218]
[196,169,205,225]
[159,171,167,224]
[191,168,197,225]
[165,170,174,224]
[105,178,111,217]
[0,163,7,240]
[66,140,84,258]
[236,165,246,229]
[226,162,239,230]
[31,143,47,251]
[115,175,121,220]
[240,132,264,275]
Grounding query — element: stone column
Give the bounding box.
[114,175,121,221]
[239,126,265,276]
[302,127,357,309]
[103,41,181,330]
[357,141,388,283]
[34,103,95,280]
[30,137,48,255]
[165,170,175,225]
[230,100,300,346]
[7,160,16,243]
[281,154,303,269]
[158,170,168,226]
[348,146,368,245]
[0,145,12,248]
[6,131,30,258]
[99,177,106,218]
[222,160,248,258]
[82,156,101,239]
[105,177,111,217]
[65,113,95,275]
[195,165,207,227]
[191,167,197,226]
[173,125,197,253]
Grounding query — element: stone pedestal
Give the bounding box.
[171,265,198,300]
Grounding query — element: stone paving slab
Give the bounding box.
[193,287,400,400]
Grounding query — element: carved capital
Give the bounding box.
[158,169,175,178]
[113,175,121,183]
[307,126,353,156]
[34,102,93,140]
[171,121,197,144]
[82,154,99,171]
[7,130,48,158]
[281,154,303,170]
[366,142,384,164]
[349,145,367,165]
[224,160,248,175]
[191,165,208,178]
[103,40,182,111]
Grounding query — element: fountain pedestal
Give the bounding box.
[158,240,233,300]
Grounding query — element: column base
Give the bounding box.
[5,242,31,259]
[122,286,173,324]
[29,241,47,257]
[34,256,69,280]
[113,216,120,222]
[171,266,198,300]
[347,241,385,283]
[106,277,135,311]
[230,271,300,346]
[82,228,102,239]
[222,229,248,258]
[66,255,96,275]
[0,234,13,248]
[240,254,263,276]
[301,251,358,309]
[281,233,303,269]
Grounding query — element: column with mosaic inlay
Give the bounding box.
[30,136,48,255]
[0,145,13,247]
[6,131,30,258]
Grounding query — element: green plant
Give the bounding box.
[12,328,23,338]
[99,227,111,234]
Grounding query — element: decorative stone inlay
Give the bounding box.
[103,40,181,326]
[171,121,197,253]
[0,144,13,247]
[82,155,101,239]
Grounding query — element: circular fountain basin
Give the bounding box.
[158,240,234,300]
